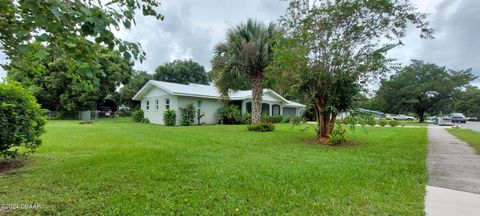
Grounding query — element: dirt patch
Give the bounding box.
[0,158,27,174]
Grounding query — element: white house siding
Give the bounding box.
[176,96,226,125]
[141,87,178,125]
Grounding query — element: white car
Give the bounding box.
[393,114,415,121]
[438,116,453,126]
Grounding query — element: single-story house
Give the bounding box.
[132,80,305,125]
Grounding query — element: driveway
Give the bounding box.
[462,121,480,132]
[425,126,480,215]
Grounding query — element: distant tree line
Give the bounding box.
[357,60,477,122]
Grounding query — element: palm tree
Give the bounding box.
[211,19,278,124]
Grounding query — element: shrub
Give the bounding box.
[342,116,357,126]
[291,116,302,126]
[357,118,366,127]
[247,122,275,132]
[389,120,399,127]
[163,109,176,126]
[0,82,46,158]
[329,123,347,145]
[366,118,377,126]
[379,119,388,127]
[180,103,196,126]
[141,118,150,124]
[281,115,291,123]
[132,109,144,122]
[217,105,241,124]
[241,113,252,124]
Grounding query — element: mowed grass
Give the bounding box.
[0,118,428,215]
[448,128,480,153]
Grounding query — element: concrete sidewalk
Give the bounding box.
[426,126,480,215]
[426,186,480,216]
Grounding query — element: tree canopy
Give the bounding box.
[453,86,480,119]
[116,70,153,109]
[376,60,476,122]
[154,59,208,85]
[7,43,133,111]
[0,0,162,87]
[268,0,433,143]
[211,19,279,124]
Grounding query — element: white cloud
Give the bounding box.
[1,0,479,88]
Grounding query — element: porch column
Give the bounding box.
[241,100,246,114]
[280,106,283,115]
[269,103,272,116]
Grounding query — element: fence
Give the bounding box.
[44,111,99,121]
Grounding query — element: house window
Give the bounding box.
[165,98,170,109]
[272,104,280,115]
[155,99,159,111]
[146,100,150,110]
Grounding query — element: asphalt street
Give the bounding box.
[462,121,480,132]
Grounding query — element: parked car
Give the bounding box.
[438,116,454,126]
[467,116,478,121]
[393,114,415,121]
[384,114,396,120]
[450,113,467,123]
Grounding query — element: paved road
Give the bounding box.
[426,126,480,215]
[463,121,480,132]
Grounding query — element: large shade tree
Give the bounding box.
[211,19,279,124]
[7,43,133,111]
[116,70,153,109]
[0,0,162,87]
[453,86,480,119]
[154,59,208,85]
[376,60,476,122]
[268,0,433,143]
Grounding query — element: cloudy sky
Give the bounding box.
[1,0,479,86]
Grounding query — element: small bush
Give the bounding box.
[132,109,144,122]
[0,82,46,158]
[342,116,358,127]
[163,109,176,126]
[241,113,252,124]
[180,103,196,126]
[291,116,302,126]
[358,118,366,127]
[329,124,347,145]
[217,105,241,124]
[379,119,388,127]
[247,122,275,132]
[366,118,377,126]
[261,115,285,123]
[141,118,150,124]
[281,116,291,123]
[389,120,399,127]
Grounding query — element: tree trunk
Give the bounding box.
[327,112,338,135]
[418,111,425,123]
[251,76,263,124]
[313,103,330,144]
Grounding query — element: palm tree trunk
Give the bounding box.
[251,76,263,124]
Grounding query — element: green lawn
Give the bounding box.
[448,128,480,153]
[0,118,428,215]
